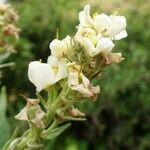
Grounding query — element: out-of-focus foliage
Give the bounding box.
[0,87,10,147]
[0,4,19,147]
[0,4,20,53]
[1,0,150,149]
[0,3,19,79]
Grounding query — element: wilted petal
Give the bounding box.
[68,63,100,98]
[15,106,28,121]
[69,108,85,117]
[31,105,45,128]
[15,98,40,120]
[67,63,80,86]
[101,52,124,65]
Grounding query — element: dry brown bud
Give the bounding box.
[101,52,124,66]
[0,4,19,22]
[15,98,45,128]
[69,108,85,117]
[3,24,20,39]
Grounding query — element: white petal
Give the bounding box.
[47,55,59,65]
[55,62,68,82]
[96,37,115,54]
[110,15,127,38]
[79,4,93,27]
[63,36,71,46]
[49,39,59,51]
[49,39,67,58]
[114,30,127,40]
[82,37,96,56]
[28,61,54,92]
[94,13,111,33]
[47,55,68,83]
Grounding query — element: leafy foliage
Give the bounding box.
[0,87,10,147]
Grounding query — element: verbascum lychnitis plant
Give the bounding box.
[0,3,20,75]
[3,5,127,149]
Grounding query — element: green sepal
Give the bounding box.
[27,106,36,120]
[27,141,43,149]
[36,92,47,110]
[41,123,71,140]
[59,115,86,121]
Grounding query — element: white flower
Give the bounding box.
[68,63,100,98]
[78,5,127,40]
[75,27,115,57]
[93,13,127,40]
[49,36,72,58]
[28,56,68,92]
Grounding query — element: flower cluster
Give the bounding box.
[28,4,127,97]
[0,4,20,53]
[8,5,127,149]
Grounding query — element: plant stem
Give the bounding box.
[4,83,71,149]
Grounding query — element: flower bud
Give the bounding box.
[69,108,85,117]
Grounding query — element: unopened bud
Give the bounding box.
[69,108,85,117]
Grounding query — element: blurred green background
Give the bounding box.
[0,0,150,149]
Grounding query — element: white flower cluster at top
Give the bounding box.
[28,4,127,99]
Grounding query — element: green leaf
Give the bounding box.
[2,127,19,150]
[42,123,71,140]
[0,87,11,147]
[0,52,11,64]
